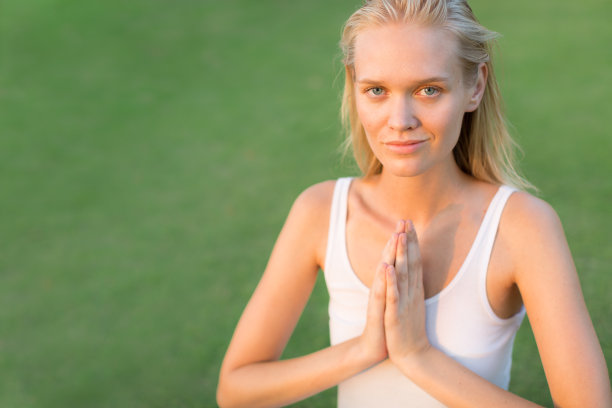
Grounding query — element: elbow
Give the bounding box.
[217,362,274,408]
[215,384,226,408]
[216,371,247,408]
[552,385,612,408]
[216,391,230,408]
[216,376,235,408]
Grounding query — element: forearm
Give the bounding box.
[217,337,377,408]
[396,346,543,408]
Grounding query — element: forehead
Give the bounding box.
[353,23,461,83]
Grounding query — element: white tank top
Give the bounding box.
[323,178,526,407]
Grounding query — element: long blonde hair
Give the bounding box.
[340,0,534,190]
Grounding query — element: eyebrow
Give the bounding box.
[356,76,451,85]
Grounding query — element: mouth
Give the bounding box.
[383,139,428,154]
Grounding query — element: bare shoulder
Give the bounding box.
[292,179,336,215]
[501,190,564,241]
[285,179,337,267]
[498,190,570,282]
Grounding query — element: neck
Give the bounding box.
[368,160,470,225]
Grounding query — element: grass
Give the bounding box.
[1,0,610,407]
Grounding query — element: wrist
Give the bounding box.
[392,342,434,378]
[353,335,387,367]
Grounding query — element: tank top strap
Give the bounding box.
[474,185,522,323]
[475,185,517,265]
[323,177,353,274]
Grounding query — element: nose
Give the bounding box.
[387,96,419,131]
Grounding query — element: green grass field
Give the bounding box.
[1,1,610,407]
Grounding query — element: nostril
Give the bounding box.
[388,115,419,131]
[388,98,418,131]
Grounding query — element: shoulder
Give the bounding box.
[283,179,339,267]
[291,179,337,216]
[498,189,569,282]
[501,190,564,242]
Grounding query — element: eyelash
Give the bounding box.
[364,86,441,98]
[366,87,385,97]
[417,86,441,97]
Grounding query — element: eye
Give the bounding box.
[367,87,385,96]
[418,86,440,97]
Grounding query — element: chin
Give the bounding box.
[382,161,430,178]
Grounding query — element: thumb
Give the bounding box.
[367,262,387,321]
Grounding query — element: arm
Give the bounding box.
[508,194,611,406]
[384,206,611,407]
[216,182,396,408]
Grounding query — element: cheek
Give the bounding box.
[425,99,465,143]
[355,99,384,134]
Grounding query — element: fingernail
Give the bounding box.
[407,219,414,232]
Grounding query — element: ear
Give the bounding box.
[465,63,487,112]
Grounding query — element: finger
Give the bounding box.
[382,232,399,265]
[405,220,423,290]
[395,219,405,234]
[385,264,399,322]
[367,263,387,322]
[395,232,409,298]
[381,221,404,265]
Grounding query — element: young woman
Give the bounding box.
[217,1,611,407]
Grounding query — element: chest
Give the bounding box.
[345,210,477,299]
[343,209,521,319]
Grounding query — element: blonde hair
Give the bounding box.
[340,0,534,190]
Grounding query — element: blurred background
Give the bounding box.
[1,0,610,406]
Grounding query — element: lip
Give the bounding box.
[383,139,428,154]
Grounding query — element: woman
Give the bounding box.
[217,1,611,406]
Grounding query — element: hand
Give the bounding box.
[357,222,403,364]
[384,220,430,363]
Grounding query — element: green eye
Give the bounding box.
[369,87,384,96]
[421,87,439,96]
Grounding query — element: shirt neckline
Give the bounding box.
[340,178,505,305]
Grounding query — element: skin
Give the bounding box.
[217,23,611,408]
